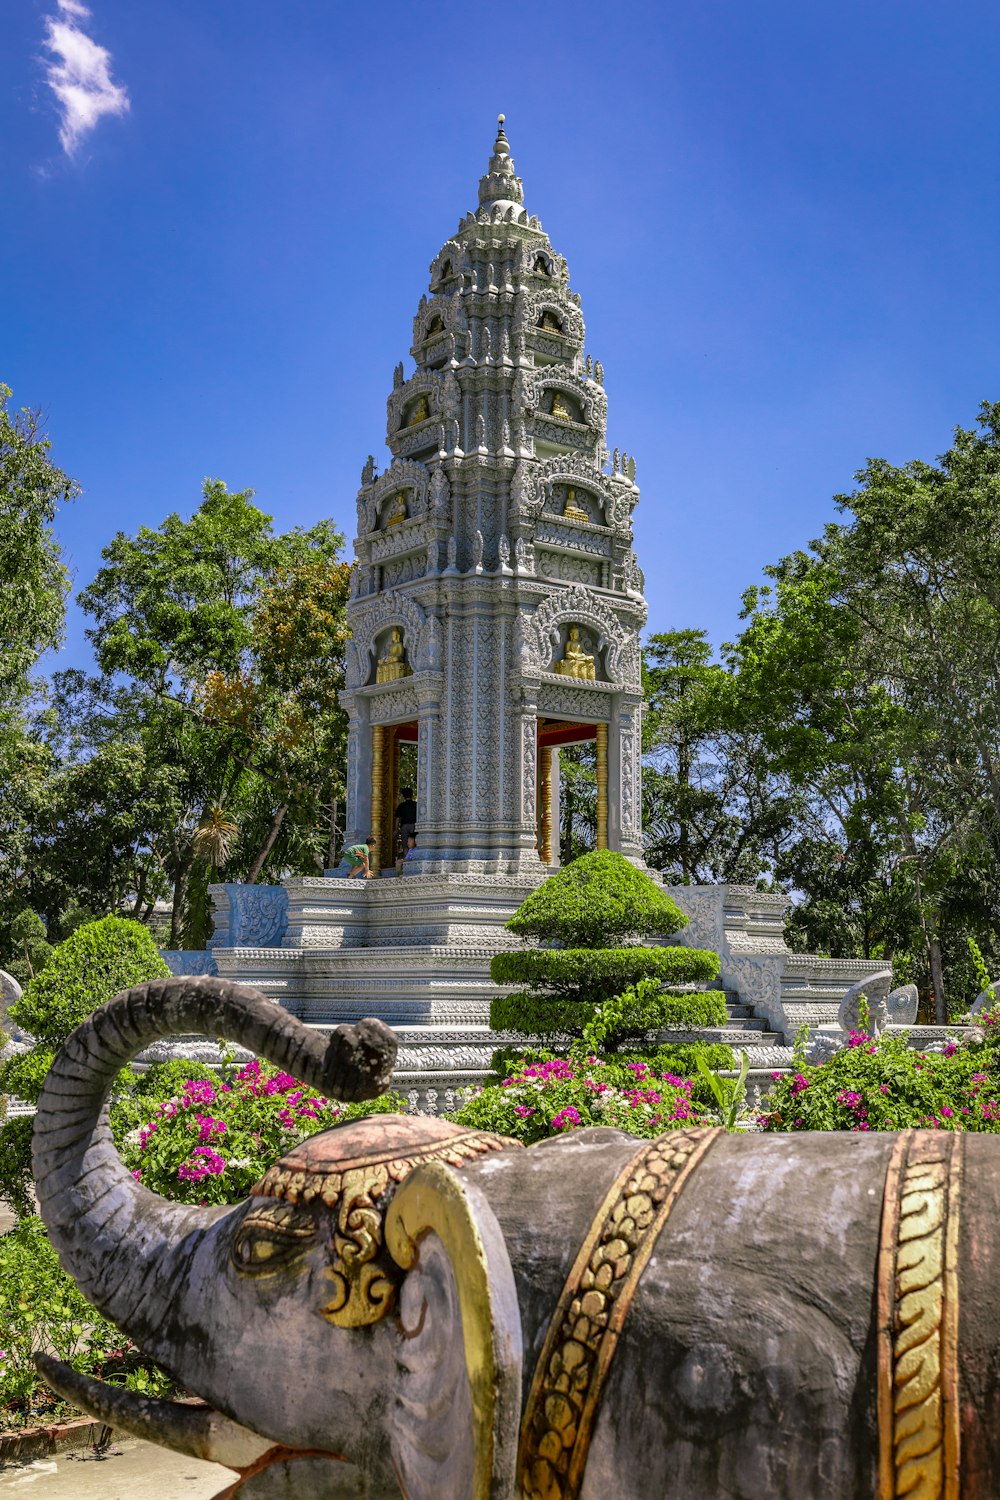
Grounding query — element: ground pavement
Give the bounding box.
[0,1438,230,1498]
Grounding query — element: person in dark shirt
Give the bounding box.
[395,786,417,846]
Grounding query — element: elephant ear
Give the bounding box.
[385,1160,522,1500]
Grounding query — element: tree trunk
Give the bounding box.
[169,852,192,949]
[930,937,947,1026]
[246,803,289,885]
[911,865,947,1023]
[326,798,340,872]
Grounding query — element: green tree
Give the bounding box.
[0,387,78,718]
[642,630,794,884]
[728,403,1000,1018]
[75,481,351,942]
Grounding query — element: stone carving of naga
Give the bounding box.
[32,977,1000,1498]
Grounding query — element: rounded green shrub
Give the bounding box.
[491,946,718,1000]
[506,850,687,948]
[490,987,727,1039]
[1,917,171,1217]
[9,916,170,1049]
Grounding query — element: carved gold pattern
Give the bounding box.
[595,723,608,850]
[253,1126,520,1329]
[538,744,553,865]
[518,1127,721,1500]
[877,1130,962,1500]
[370,724,384,876]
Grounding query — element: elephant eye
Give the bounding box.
[231,1204,317,1278]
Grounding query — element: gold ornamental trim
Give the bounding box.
[250,1127,521,1328]
[518,1127,721,1500]
[877,1130,963,1500]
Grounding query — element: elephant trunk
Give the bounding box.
[32,976,396,1363]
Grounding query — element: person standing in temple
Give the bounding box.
[395,785,417,852]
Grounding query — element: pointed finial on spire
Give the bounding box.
[478,111,524,209]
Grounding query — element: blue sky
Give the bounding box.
[5,0,1000,674]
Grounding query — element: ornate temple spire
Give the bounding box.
[478,113,524,210]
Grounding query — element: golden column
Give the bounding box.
[383,726,398,860]
[370,724,385,876]
[538,744,553,864]
[595,724,609,850]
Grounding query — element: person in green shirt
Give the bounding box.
[343,836,377,878]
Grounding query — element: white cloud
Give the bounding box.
[43,2,129,155]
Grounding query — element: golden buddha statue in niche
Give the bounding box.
[375,627,412,684]
[404,394,430,427]
[555,625,596,680]
[549,390,575,422]
[562,486,588,522]
[384,492,408,527]
[539,310,562,332]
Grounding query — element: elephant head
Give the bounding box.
[32,977,523,1499]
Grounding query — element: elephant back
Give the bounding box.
[459,1125,1000,1500]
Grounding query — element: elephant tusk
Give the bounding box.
[33,1354,273,1470]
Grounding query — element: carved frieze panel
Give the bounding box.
[534,519,612,558]
[369,518,436,562]
[381,555,427,590]
[367,683,420,722]
[536,550,602,588]
[536,683,612,722]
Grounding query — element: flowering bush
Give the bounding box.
[118,1057,406,1204]
[762,1025,1000,1132]
[451,1053,713,1145]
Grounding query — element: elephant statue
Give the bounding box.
[32,977,1000,1499]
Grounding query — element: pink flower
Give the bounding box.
[514,1105,535,1118]
[550,1106,582,1132]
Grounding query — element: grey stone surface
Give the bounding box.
[669,885,877,1044]
[341,120,645,874]
[972,979,1000,1015]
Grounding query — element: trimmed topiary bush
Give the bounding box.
[506,849,686,948]
[490,986,727,1041]
[491,946,718,999]
[489,852,722,1049]
[0,917,171,1216]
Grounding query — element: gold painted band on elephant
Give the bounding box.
[877,1129,963,1500]
[518,1127,721,1500]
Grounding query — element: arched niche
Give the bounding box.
[347,590,428,688]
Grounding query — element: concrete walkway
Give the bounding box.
[0,1438,233,1498]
